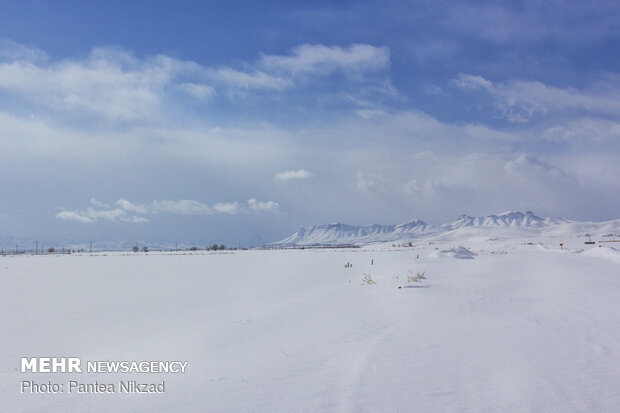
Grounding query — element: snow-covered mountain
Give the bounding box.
[276,220,429,246]
[273,211,574,247]
[441,211,570,230]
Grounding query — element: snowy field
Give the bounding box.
[1,240,620,412]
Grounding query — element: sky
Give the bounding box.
[0,0,619,247]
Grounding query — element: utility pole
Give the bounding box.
[36,241,38,255]
[90,242,92,253]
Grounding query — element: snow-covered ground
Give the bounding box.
[1,237,620,411]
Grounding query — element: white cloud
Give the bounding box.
[541,118,620,146]
[178,82,216,100]
[56,197,280,223]
[90,198,110,209]
[247,198,279,212]
[55,207,147,224]
[402,178,462,196]
[420,83,445,96]
[357,109,389,119]
[0,39,48,63]
[356,172,384,193]
[402,179,421,195]
[56,211,94,223]
[0,47,200,121]
[212,202,242,214]
[208,67,292,90]
[124,216,149,223]
[455,73,620,123]
[274,169,314,180]
[453,73,493,91]
[150,199,213,215]
[396,152,586,217]
[0,43,297,121]
[115,199,152,214]
[0,41,394,128]
[504,154,566,180]
[116,199,215,215]
[260,43,390,75]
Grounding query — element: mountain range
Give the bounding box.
[273,211,576,246]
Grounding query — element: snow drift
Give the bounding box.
[430,245,477,259]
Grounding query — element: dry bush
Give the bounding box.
[407,270,426,283]
[362,273,376,284]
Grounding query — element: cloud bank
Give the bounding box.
[275,169,314,181]
[56,198,280,223]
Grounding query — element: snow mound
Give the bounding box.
[581,246,620,263]
[430,246,477,259]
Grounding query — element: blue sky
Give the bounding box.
[1,0,619,246]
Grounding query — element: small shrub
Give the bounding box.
[407,271,426,283]
[362,273,376,284]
